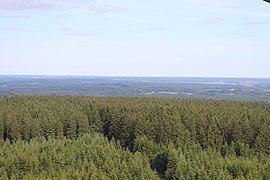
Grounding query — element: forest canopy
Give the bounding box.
[0,95,269,179]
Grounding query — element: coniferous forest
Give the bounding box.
[0,95,270,179]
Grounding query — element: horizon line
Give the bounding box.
[0,74,270,79]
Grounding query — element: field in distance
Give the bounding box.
[0,75,270,101]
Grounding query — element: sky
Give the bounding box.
[0,0,270,78]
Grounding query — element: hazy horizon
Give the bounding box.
[1,0,270,78]
[1,74,270,79]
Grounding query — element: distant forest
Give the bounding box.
[0,95,269,179]
[1,76,270,101]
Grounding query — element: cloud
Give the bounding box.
[59,27,95,36]
[58,27,74,31]
[248,4,269,10]
[0,0,95,10]
[245,21,268,26]
[1,27,24,31]
[0,0,127,15]
[0,0,55,10]
[230,33,256,38]
[218,2,270,18]
[0,13,32,18]
[146,27,167,31]
[88,5,127,13]
[199,18,221,24]
[119,16,145,23]
[64,31,96,36]
[225,3,245,9]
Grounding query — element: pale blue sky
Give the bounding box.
[0,0,269,77]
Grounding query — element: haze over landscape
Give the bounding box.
[1,1,270,179]
[1,0,270,77]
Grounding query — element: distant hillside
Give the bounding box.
[0,76,270,101]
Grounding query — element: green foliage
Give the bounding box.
[0,133,159,179]
[135,136,270,179]
[0,95,269,179]
[1,96,270,153]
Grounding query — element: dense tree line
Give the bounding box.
[0,95,269,179]
[0,133,158,179]
[134,135,270,179]
[0,133,269,179]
